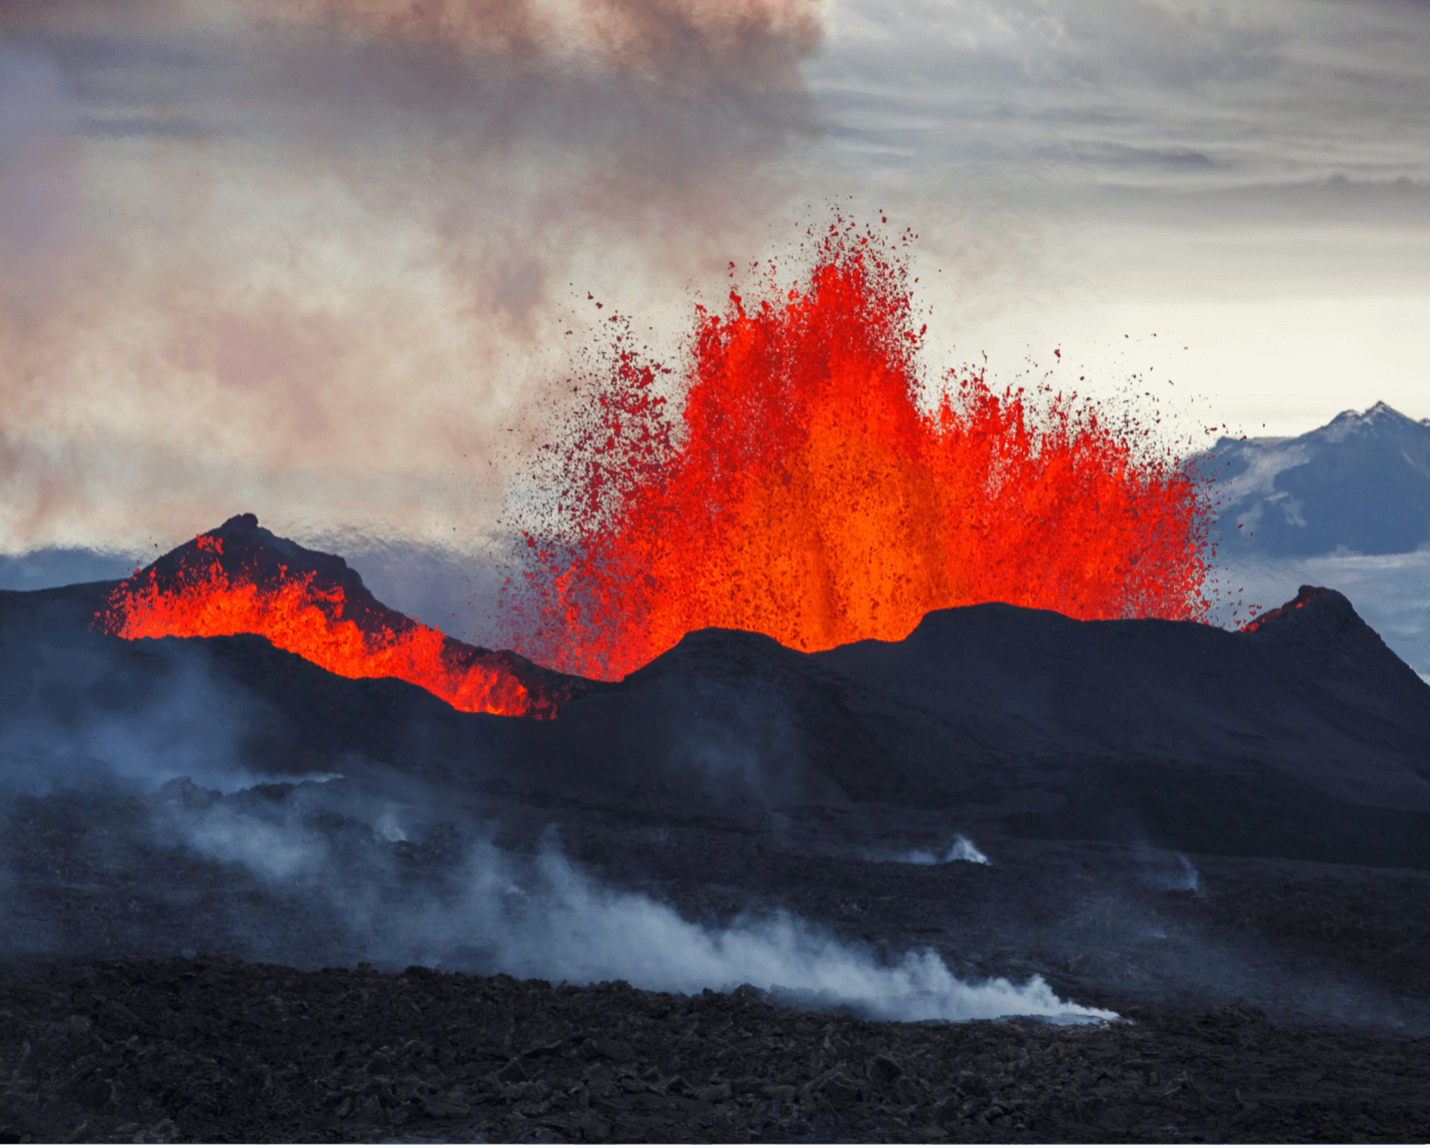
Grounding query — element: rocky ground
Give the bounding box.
[3,778,1430,1142]
[5,563,1430,1141]
[3,954,1430,1144]
[7,779,1430,1031]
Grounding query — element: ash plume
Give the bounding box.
[0,0,825,555]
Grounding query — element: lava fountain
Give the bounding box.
[97,219,1210,709]
[511,219,1211,680]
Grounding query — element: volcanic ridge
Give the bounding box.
[95,514,590,719]
[2,518,1430,1143]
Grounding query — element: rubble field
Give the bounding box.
[6,570,1430,1141]
[3,955,1429,1144]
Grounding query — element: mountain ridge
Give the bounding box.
[4,517,1430,868]
[1203,400,1430,557]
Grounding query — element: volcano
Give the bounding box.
[3,521,1430,1142]
[94,513,591,719]
[69,516,1430,863]
[511,220,1212,679]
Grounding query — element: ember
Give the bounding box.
[1241,584,1327,633]
[515,219,1211,679]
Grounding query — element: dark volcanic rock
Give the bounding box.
[1,956,1428,1144]
[4,564,1430,867]
[1244,585,1430,749]
[6,530,1430,1142]
[814,591,1430,812]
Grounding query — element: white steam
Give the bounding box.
[898,834,991,866]
[0,653,339,798]
[179,807,328,882]
[374,811,408,842]
[443,839,1105,1024]
[1142,853,1200,893]
[172,799,1111,1024]
[0,635,1108,1025]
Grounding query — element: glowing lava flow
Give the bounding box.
[514,220,1211,680]
[99,527,575,718]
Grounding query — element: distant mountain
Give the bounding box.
[1203,401,1430,557]
[0,548,139,592]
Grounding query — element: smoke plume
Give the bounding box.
[0,0,826,556]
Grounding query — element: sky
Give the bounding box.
[2,0,1428,559]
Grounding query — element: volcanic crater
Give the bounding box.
[2,516,1430,1143]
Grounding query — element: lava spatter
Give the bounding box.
[514,219,1211,680]
[97,515,585,718]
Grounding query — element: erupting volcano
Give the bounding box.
[97,219,1211,701]
[96,515,586,718]
[514,219,1212,680]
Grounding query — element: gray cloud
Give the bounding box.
[797,1,1430,447]
[1064,140,1220,170]
[805,1,1430,307]
[812,0,1430,187]
[0,34,83,275]
[0,1,826,553]
[80,113,211,139]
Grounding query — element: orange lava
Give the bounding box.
[515,219,1211,679]
[101,541,539,717]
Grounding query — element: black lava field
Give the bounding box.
[3,516,1430,1143]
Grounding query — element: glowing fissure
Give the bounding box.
[98,535,553,718]
[513,220,1211,680]
[98,220,1211,701]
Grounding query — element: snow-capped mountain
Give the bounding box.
[1204,402,1430,557]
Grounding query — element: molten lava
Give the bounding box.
[514,219,1211,679]
[100,221,1211,702]
[1241,584,1326,634]
[98,517,583,718]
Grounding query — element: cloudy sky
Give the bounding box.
[2,0,1428,559]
